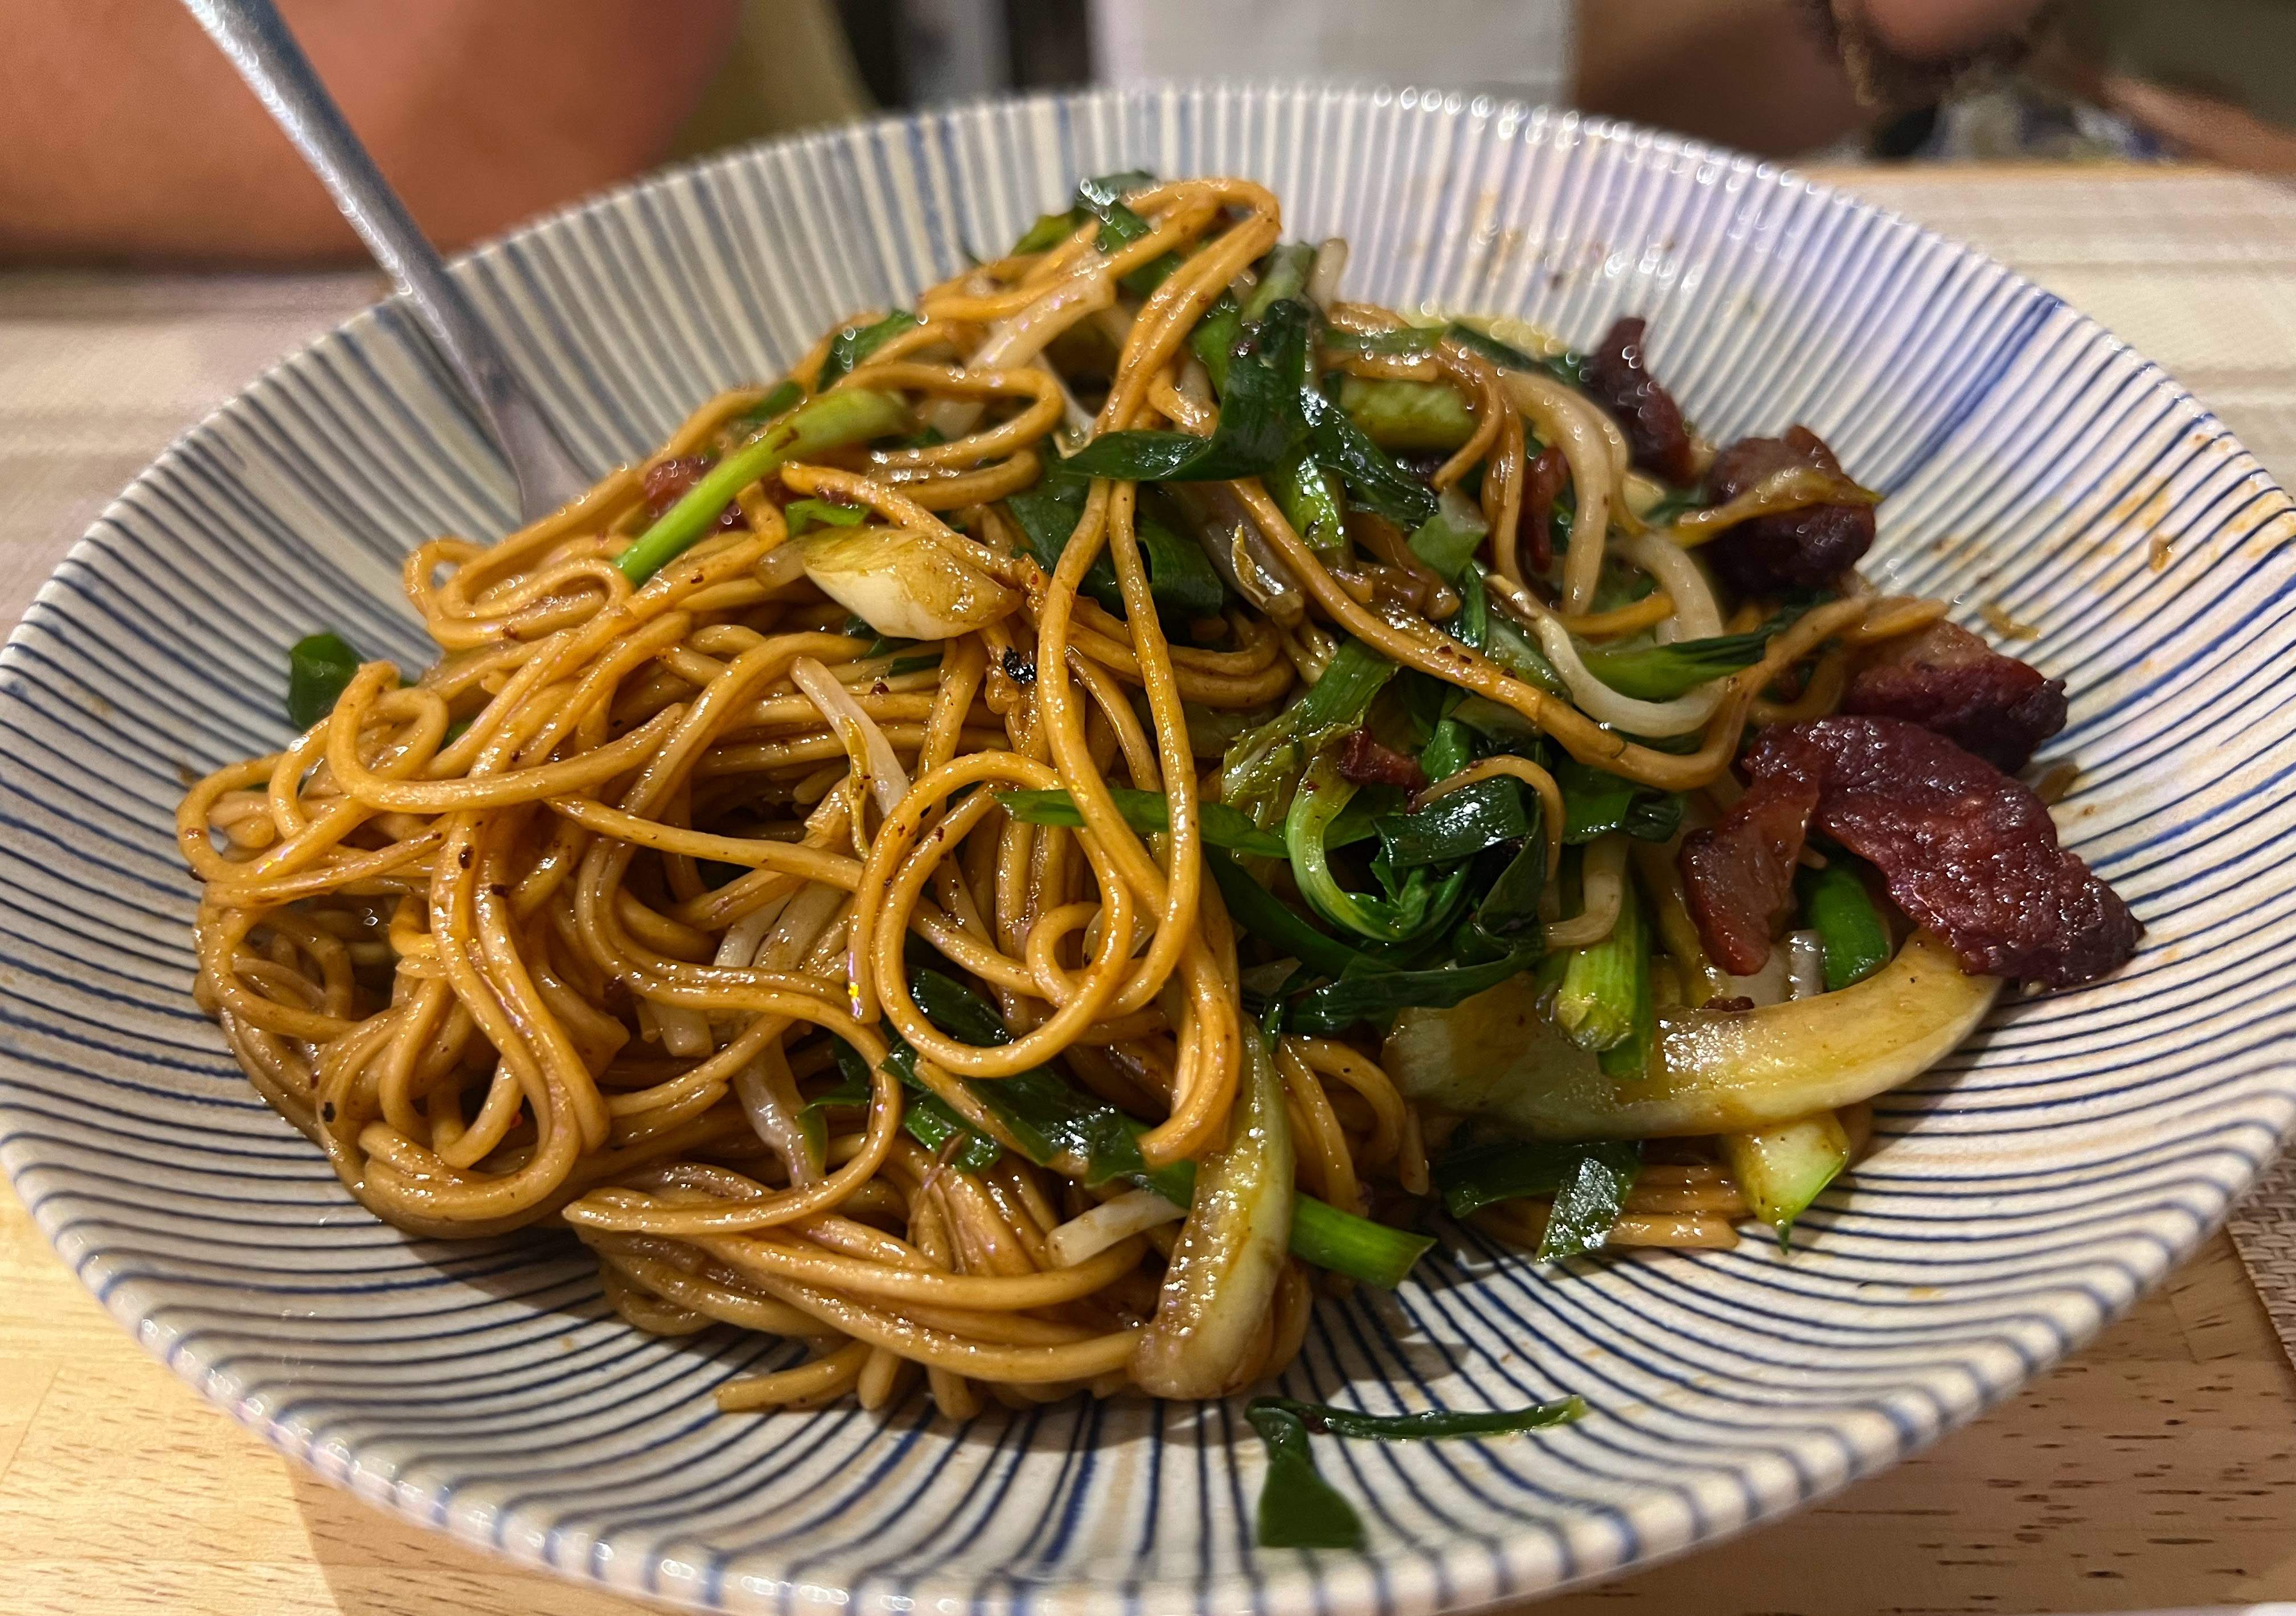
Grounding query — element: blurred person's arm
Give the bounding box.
[0,0,739,266]
[1858,0,2052,62]
[1576,1,2053,157]
[1575,1,1868,156]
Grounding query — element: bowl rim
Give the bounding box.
[3,77,2292,1616]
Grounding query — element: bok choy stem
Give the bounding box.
[1552,862,1654,1077]
[1797,861,1892,991]
[898,967,1431,1287]
[1131,1020,1296,1397]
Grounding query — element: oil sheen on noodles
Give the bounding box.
[179,174,2104,1418]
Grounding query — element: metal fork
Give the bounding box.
[182,0,592,523]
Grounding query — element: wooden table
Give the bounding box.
[6,1185,2289,1616]
[6,163,2296,1615]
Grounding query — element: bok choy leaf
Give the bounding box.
[1063,299,1317,484]
[1556,759,1684,845]
[1372,777,1532,869]
[994,787,1286,858]
[1252,1393,1587,1442]
[1284,950,1540,1036]
[817,309,921,389]
[287,632,362,730]
[1221,635,1395,824]
[1797,860,1892,992]
[1247,1404,1365,1550]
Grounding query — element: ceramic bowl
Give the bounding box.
[3,83,2293,1615]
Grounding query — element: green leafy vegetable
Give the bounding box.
[1580,624,1774,702]
[1419,717,1472,784]
[1003,480,1119,610]
[286,631,362,731]
[830,1037,1003,1172]
[891,970,1150,1187]
[733,378,804,432]
[1178,238,1310,398]
[1436,1135,1641,1258]
[1552,866,1654,1079]
[1247,1404,1366,1550]
[617,387,909,583]
[1206,852,1372,979]
[1300,389,1441,529]
[1472,830,1547,947]
[1544,1141,1642,1258]
[1287,756,1468,943]
[1439,1132,1602,1216]
[1220,636,1395,825]
[1135,518,1229,617]
[802,1071,870,1116]
[1012,210,1081,255]
[1434,570,1484,654]
[1187,263,1440,532]
[1252,1393,1586,1441]
[1373,777,1531,870]
[1062,299,1316,484]
[1484,611,1567,694]
[1003,478,1225,620]
[994,787,1286,858]
[1285,949,1539,1036]
[817,309,921,390]
[1269,453,1348,555]
[1336,376,1475,451]
[1441,320,1592,392]
[899,967,1429,1284]
[1555,759,1684,845]
[1797,860,1892,991]
[1074,170,1183,294]
[783,497,868,535]
[1406,486,1490,582]
[1245,1390,1586,1550]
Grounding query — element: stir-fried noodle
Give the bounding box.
[183,175,2134,1415]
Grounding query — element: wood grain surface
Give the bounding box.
[3,1180,2291,1616]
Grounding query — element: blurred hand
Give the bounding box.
[2098,74,2296,172]
[0,0,739,265]
[1858,0,2053,62]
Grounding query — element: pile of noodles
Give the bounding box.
[182,177,1943,1417]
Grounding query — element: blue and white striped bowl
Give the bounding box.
[4,84,2293,1615]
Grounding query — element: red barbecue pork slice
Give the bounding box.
[1678,717,2137,990]
[1680,766,1822,976]
[1336,729,1428,793]
[1700,426,1876,594]
[1520,444,1569,575]
[1585,317,1697,486]
[1843,619,2068,773]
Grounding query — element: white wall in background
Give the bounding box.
[1088,0,1572,103]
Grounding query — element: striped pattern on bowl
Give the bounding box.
[2,83,2292,1616]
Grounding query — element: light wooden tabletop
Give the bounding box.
[5,162,2296,1616]
[7,1187,2290,1616]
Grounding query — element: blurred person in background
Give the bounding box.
[8,0,2295,268]
[0,0,859,264]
